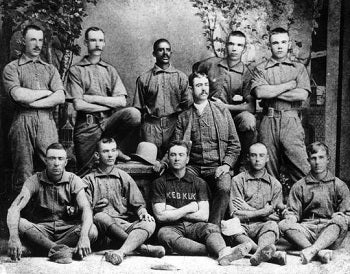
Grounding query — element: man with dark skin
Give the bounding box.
[279,142,350,264]
[133,38,192,165]
[7,143,97,263]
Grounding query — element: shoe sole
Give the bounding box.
[219,243,251,266]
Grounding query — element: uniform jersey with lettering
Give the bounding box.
[151,170,209,209]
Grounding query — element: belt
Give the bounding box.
[262,107,299,118]
[15,108,54,119]
[77,111,111,125]
[144,113,178,128]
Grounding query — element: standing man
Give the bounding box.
[152,141,251,265]
[194,31,256,171]
[2,24,65,195]
[7,143,97,263]
[172,72,241,225]
[83,138,165,265]
[251,27,310,184]
[66,26,141,176]
[279,142,350,264]
[227,143,286,266]
[133,38,192,160]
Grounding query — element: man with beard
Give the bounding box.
[194,31,256,172]
[171,72,241,225]
[2,24,65,195]
[133,38,192,163]
[66,26,141,176]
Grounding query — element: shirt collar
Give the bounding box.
[165,169,193,183]
[94,166,122,178]
[218,59,244,74]
[152,64,177,75]
[265,57,295,69]
[305,171,335,184]
[18,54,46,66]
[245,169,272,184]
[76,56,109,68]
[39,170,71,185]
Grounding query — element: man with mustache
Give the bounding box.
[251,27,310,185]
[133,39,192,166]
[194,31,256,172]
[2,24,65,196]
[171,72,241,225]
[66,27,141,176]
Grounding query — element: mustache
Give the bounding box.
[161,54,170,58]
[33,47,41,50]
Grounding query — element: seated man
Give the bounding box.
[7,143,97,264]
[279,141,350,264]
[151,141,251,266]
[227,143,286,266]
[83,138,165,265]
[171,72,241,225]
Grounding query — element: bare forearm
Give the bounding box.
[253,81,295,99]
[277,88,308,102]
[73,99,111,112]
[11,88,52,104]
[183,211,208,222]
[234,209,266,221]
[84,95,126,108]
[80,208,93,238]
[7,207,21,238]
[29,90,65,108]
[225,102,255,113]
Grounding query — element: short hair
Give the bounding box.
[85,26,105,40]
[168,140,190,156]
[306,141,329,157]
[96,138,117,152]
[153,38,171,52]
[249,142,268,154]
[269,27,289,40]
[22,24,43,37]
[46,143,66,154]
[188,72,208,87]
[227,31,246,44]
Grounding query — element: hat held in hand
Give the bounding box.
[131,142,158,165]
[221,217,245,236]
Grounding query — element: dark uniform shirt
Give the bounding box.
[133,64,191,118]
[151,170,208,210]
[66,56,127,100]
[286,171,350,221]
[195,57,252,102]
[3,55,64,107]
[229,169,283,213]
[23,171,85,223]
[251,58,311,110]
[83,166,146,219]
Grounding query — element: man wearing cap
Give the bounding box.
[251,27,310,184]
[66,26,141,176]
[152,140,251,265]
[7,143,97,263]
[133,38,192,161]
[194,31,256,172]
[227,142,286,266]
[2,24,65,195]
[171,72,241,225]
[279,142,350,264]
[83,138,165,265]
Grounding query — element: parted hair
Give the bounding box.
[85,26,105,40]
[188,71,208,88]
[153,38,171,52]
[168,140,190,156]
[96,138,117,151]
[306,141,329,157]
[46,143,66,154]
[22,24,43,37]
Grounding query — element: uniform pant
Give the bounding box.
[9,110,58,194]
[141,115,178,159]
[258,111,310,184]
[187,165,231,226]
[233,111,257,172]
[74,107,141,176]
